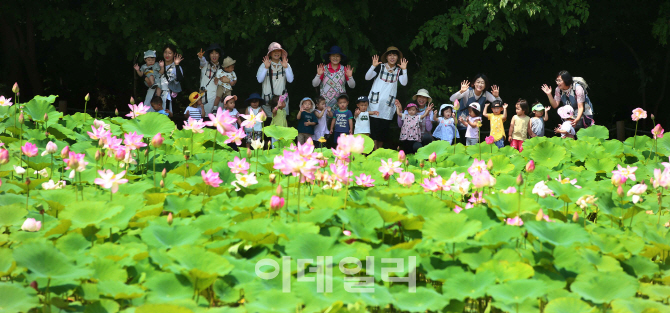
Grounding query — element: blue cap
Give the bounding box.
[356,96,369,103]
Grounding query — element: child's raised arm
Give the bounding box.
[502,103,508,121]
[433,110,439,122]
[159,60,165,74]
[296,106,304,120]
[482,103,491,119]
[315,108,325,119]
[133,64,142,77]
[327,106,334,118]
[354,108,361,118]
[394,99,403,117]
[421,104,434,119]
[543,106,550,122]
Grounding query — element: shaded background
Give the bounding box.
[2,0,669,143]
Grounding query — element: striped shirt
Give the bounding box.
[184,106,203,121]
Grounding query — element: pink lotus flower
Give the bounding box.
[87,125,110,141]
[0,149,8,164]
[224,128,246,146]
[471,170,495,189]
[183,117,206,133]
[60,146,70,158]
[207,107,237,134]
[506,216,524,226]
[123,132,147,150]
[532,181,553,198]
[0,96,12,107]
[231,173,258,191]
[240,109,264,129]
[270,195,285,210]
[151,133,164,148]
[343,230,352,236]
[485,136,495,144]
[525,160,535,173]
[468,158,487,176]
[555,174,581,188]
[420,177,440,192]
[201,169,223,188]
[113,147,126,162]
[41,141,58,156]
[652,124,664,139]
[631,108,647,121]
[295,138,316,158]
[535,209,553,222]
[228,156,249,174]
[501,186,517,194]
[126,103,150,118]
[103,135,123,151]
[355,174,375,187]
[450,172,471,194]
[627,183,647,203]
[21,218,41,232]
[93,119,109,130]
[454,205,463,214]
[396,172,415,187]
[428,152,437,163]
[468,191,486,204]
[329,163,352,183]
[331,148,351,164]
[612,165,637,183]
[337,134,365,154]
[63,151,88,172]
[398,150,406,162]
[653,168,670,189]
[379,158,403,177]
[21,142,38,157]
[94,169,129,193]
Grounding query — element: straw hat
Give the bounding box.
[381,46,403,64]
[412,89,432,104]
[189,91,206,107]
[222,57,236,68]
[267,42,288,59]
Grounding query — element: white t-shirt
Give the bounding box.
[560,120,575,138]
[184,106,203,121]
[354,111,371,134]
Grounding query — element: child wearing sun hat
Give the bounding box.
[395,100,433,154]
[213,56,237,111]
[184,91,206,121]
[257,42,294,118]
[555,105,576,139]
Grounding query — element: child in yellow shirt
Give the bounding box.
[483,100,508,148]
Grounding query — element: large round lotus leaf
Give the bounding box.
[285,234,336,260]
[96,280,144,299]
[83,299,120,313]
[0,248,16,276]
[337,208,384,242]
[59,201,124,229]
[476,260,534,282]
[423,212,481,243]
[140,223,201,249]
[544,297,595,313]
[530,141,566,169]
[23,95,59,124]
[367,148,399,160]
[263,125,298,141]
[121,112,176,137]
[0,283,40,312]
[0,203,27,226]
[416,140,452,161]
[488,279,549,304]
[570,271,638,304]
[246,289,301,313]
[13,241,92,280]
[443,270,496,301]
[611,298,668,313]
[585,158,617,173]
[90,258,127,282]
[639,283,670,302]
[657,135,670,156]
[144,273,193,303]
[392,287,449,312]
[166,245,234,279]
[135,304,194,313]
[577,125,609,140]
[524,221,590,246]
[403,194,445,219]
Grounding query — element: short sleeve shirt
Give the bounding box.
[333,110,353,133]
[297,111,316,134]
[486,113,505,141]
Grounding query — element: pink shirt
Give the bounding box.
[554,85,585,105]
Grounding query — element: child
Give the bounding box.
[396,100,433,154]
[269,95,287,148]
[198,44,223,115]
[312,96,333,145]
[366,46,409,150]
[508,99,531,152]
[150,96,172,117]
[184,91,206,121]
[354,96,379,136]
[432,104,458,144]
[213,57,237,110]
[134,50,164,96]
[296,97,317,144]
[458,103,482,146]
[223,95,241,129]
[244,93,265,149]
[257,42,294,118]
[555,106,576,139]
[529,102,550,137]
[482,100,508,148]
[312,46,356,110]
[330,94,354,142]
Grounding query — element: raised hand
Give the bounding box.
[541,84,552,95]
[133,64,140,71]
[355,108,360,116]
[399,58,408,70]
[345,65,354,78]
[316,64,324,76]
[159,60,164,68]
[503,103,508,109]
[394,99,402,109]
[372,55,381,67]
[197,48,204,59]
[262,56,271,69]
[281,56,289,68]
[460,80,470,93]
[491,85,500,97]
[426,103,434,111]
[544,106,551,112]
[174,54,184,65]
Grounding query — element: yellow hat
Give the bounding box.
[189,91,205,107]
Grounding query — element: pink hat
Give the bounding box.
[223,95,237,104]
[267,42,288,59]
[406,103,417,109]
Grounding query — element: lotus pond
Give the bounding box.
[1,95,670,313]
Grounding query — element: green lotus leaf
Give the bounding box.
[246,289,301,313]
[570,271,638,304]
[164,194,203,214]
[639,283,670,302]
[192,214,231,236]
[144,272,194,303]
[585,157,617,173]
[621,255,658,278]
[367,148,399,160]
[167,245,234,279]
[477,259,534,282]
[392,287,449,312]
[23,95,59,124]
[422,212,481,243]
[485,192,541,215]
[135,304,194,313]
[96,280,145,299]
[140,223,201,249]
[0,283,40,313]
[309,194,344,210]
[443,270,496,301]
[0,203,27,227]
[446,153,473,167]
[47,123,77,140]
[544,297,595,313]
[13,241,92,280]
[416,140,453,161]
[271,221,320,241]
[60,201,124,229]
[524,221,589,246]
[82,299,120,313]
[656,134,670,156]
[90,258,128,282]
[577,125,609,140]
[530,141,566,169]
[337,208,384,242]
[610,297,668,313]
[121,112,176,137]
[488,279,549,304]
[285,234,336,260]
[403,194,446,219]
[0,248,16,276]
[263,125,298,141]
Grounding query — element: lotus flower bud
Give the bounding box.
[617,185,624,197]
[18,111,24,124]
[428,152,437,163]
[29,281,38,291]
[526,160,535,173]
[184,154,190,160]
[162,168,167,178]
[26,178,31,186]
[144,149,149,157]
[45,142,57,154]
[160,180,165,188]
[420,161,424,168]
[114,149,126,161]
[85,93,90,101]
[276,185,282,196]
[12,82,19,93]
[269,173,276,184]
[404,159,409,167]
[44,113,48,121]
[319,158,328,168]
[60,146,70,158]
[151,133,164,148]
[167,212,173,225]
[383,173,391,181]
[115,108,119,116]
[95,150,101,161]
[130,96,135,104]
[651,114,655,121]
[247,149,252,158]
[572,211,579,223]
[0,149,8,164]
[487,159,493,170]
[258,110,267,122]
[270,195,285,210]
[95,107,98,113]
[398,150,406,162]
[516,173,524,186]
[536,209,544,221]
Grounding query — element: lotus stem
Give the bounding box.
[633,121,638,149]
[658,188,664,226]
[211,131,217,170]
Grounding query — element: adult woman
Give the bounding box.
[257,42,294,119]
[541,70,594,130]
[158,44,184,114]
[366,46,408,150]
[312,45,355,110]
[198,43,223,115]
[449,74,501,143]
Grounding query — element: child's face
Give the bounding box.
[329,54,341,65]
[151,102,163,111]
[225,99,235,110]
[302,101,312,111]
[145,57,156,66]
[416,96,428,106]
[317,100,326,110]
[210,51,220,63]
[534,110,543,117]
[337,99,348,110]
[357,102,369,112]
[492,107,502,114]
[515,104,524,116]
[270,50,282,61]
[407,107,418,116]
[468,108,477,117]
[443,108,453,118]
[249,100,260,108]
[224,65,235,72]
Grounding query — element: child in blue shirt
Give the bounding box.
[329,94,353,143]
[150,96,172,117]
[296,97,317,144]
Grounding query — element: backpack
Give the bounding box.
[561,77,595,128]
